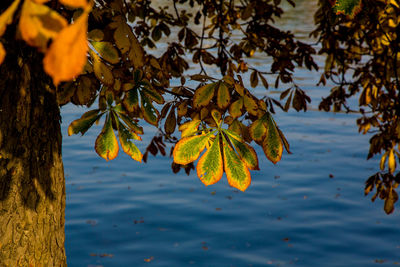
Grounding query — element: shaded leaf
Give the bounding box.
[193,82,217,108]
[68,109,102,136]
[244,94,258,116]
[164,108,176,135]
[123,89,139,113]
[91,41,120,64]
[229,97,243,118]
[92,51,114,85]
[0,43,5,65]
[217,82,231,109]
[249,119,267,142]
[197,134,223,186]
[384,187,398,214]
[141,94,159,126]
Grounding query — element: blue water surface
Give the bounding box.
[63,1,400,266]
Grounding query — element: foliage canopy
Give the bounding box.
[1,0,399,211]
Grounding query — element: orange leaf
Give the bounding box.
[19,0,68,51]
[0,43,5,65]
[60,0,89,8]
[43,7,91,85]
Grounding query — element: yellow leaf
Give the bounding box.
[173,133,212,165]
[197,134,223,186]
[179,119,201,138]
[388,149,396,174]
[380,151,388,171]
[95,115,119,161]
[60,0,89,8]
[0,0,21,36]
[43,6,91,85]
[19,0,68,51]
[0,43,5,65]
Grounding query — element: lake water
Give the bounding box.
[62,1,400,266]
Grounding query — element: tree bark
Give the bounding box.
[0,38,66,265]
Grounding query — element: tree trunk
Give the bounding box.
[0,37,66,265]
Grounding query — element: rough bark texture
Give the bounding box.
[0,32,67,265]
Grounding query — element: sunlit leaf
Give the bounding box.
[43,6,91,85]
[60,0,89,8]
[68,109,102,136]
[224,130,259,170]
[91,41,120,64]
[380,151,388,171]
[117,112,143,135]
[211,109,222,126]
[384,187,398,214]
[179,119,201,138]
[217,82,230,109]
[222,134,251,191]
[117,119,142,162]
[197,134,223,186]
[262,114,283,164]
[193,82,217,108]
[0,0,21,36]
[249,119,266,142]
[388,149,396,174]
[95,114,119,161]
[19,0,68,51]
[173,132,213,165]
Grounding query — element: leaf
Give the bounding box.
[179,119,201,138]
[380,151,388,171]
[217,82,230,109]
[0,0,21,36]
[262,114,283,164]
[388,149,396,174]
[141,94,159,126]
[384,187,398,214]
[249,119,267,142]
[123,89,139,113]
[91,41,120,64]
[229,97,243,118]
[91,51,114,85]
[258,72,269,90]
[250,70,259,88]
[0,43,5,65]
[19,0,68,51]
[128,33,144,68]
[117,119,142,162]
[277,127,291,154]
[222,134,251,191]
[43,5,91,85]
[68,109,102,135]
[332,0,362,18]
[193,82,217,108]
[197,134,223,186]
[117,112,143,135]
[88,29,104,41]
[173,133,213,165]
[95,114,119,161]
[164,108,176,135]
[60,0,89,8]
[225,130,259,170]
[233,83,245,96]
[243,94,258,116]
[143,86,164,104]
[113,16,132,54]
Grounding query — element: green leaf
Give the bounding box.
[143,85,165,104]
[217,82,230,109]
[141,94,159,126]
[193,82,217,108]
[277,127,291,154]
[229,97,243,118]
[123,89,139,113]
[197,133,223,186]
[262,114,283,164]
[243,94,258,116]
[224,130,259,170]
[91,41,120,64]
[249,119,266,142]
[68,109,103,136]
[179,119,201,138]
[222,134,251,191]
[332,0,362,18]
[95,114,119,161]
[173,132,213,165]
[117,120,142,162]
[117,112,143,135]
